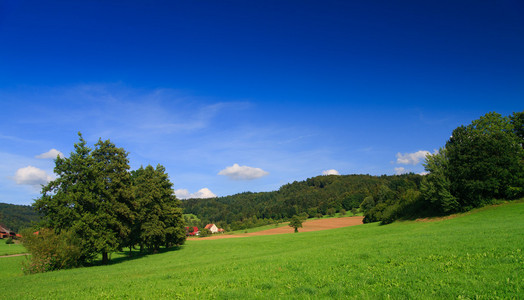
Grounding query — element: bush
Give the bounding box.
[21,228,82,274]
[199,228,212,237]
[5,237,14,244]
[339,209,347,216]
[327,208,336,217]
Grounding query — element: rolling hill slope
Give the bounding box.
[1,201,522,298]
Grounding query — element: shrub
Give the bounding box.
[327,208,336,217]
[199,228,212,237]
[5,237,14,244]
[21,228,82,274]
[339,209,347,216]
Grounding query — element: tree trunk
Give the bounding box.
[102,251,109,264]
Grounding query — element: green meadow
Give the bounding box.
[0,241,26,256]
[1,201,522,299]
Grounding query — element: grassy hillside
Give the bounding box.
[1,201,522,298]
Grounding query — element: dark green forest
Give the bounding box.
[181,173,424,229]
[0,202,39,232]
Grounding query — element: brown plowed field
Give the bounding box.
[190,216,364,240]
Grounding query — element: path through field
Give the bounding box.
[0,253,29,258]
[192,216,364,240]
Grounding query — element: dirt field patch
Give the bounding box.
[191,216,364,240]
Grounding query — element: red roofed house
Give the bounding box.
[204,224,219,233]
[0,224,15,239]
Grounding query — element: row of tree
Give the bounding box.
[29,133,185,271]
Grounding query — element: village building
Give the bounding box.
[0,224,16,239]
[204,224,219,233]
[185,226,199,236]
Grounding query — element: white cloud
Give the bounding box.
[36,149,64,159]
[218,163,269,180]
[396,150,431,165]
[13,166,53,186]
[394,167,408,175]
[322,169,340,175]
[175,188,217,199]
[174,189,191,199]
[419,171,430,176]
[192,188,217,199]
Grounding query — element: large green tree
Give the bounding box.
[34,133,133,264]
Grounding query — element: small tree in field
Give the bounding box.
[289,215,303,233]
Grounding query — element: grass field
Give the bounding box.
[225,222,289,234]
[0,240,26,256]
[0,201,522,299]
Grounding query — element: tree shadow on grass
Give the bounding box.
[89,245,185,267]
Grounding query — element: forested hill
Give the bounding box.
[180,173,423,230]
[0,202,39,232]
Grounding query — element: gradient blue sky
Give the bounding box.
[1,1,523,205]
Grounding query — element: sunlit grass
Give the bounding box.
[0,240,26,256]
[0,201,522,299]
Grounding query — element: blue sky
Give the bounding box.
[1,1,523,205]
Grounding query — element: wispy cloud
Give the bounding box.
[6,84,251,142]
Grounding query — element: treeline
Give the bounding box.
[25,134,185,273]
[181,173,424,229]
[182,111,523,228]
[419,111,523,214]
[0,203,39,232]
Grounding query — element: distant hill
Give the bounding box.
[0,203,40,232]
[180,173,423,230]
